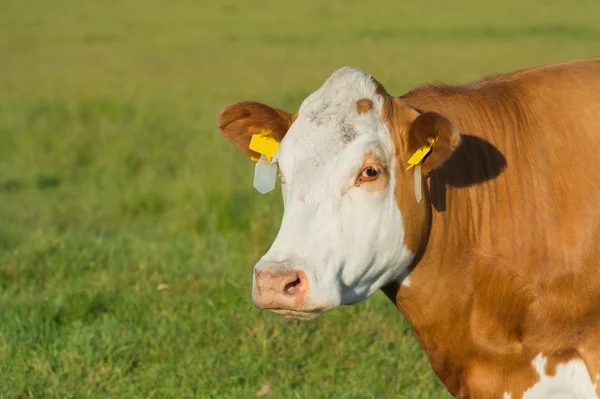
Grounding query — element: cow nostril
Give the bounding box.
[284,276,302,294]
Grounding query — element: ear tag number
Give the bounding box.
[253,154,278,194]
[249,129,280,194]
[414,164,422,203]
[405,137,438,171]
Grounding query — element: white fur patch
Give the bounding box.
[255,67,415,310]
[515,353,598,399]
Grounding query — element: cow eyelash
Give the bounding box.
[356,165,381,185]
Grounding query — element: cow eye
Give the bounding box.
[364,167,378,178]
[356,165,380,185]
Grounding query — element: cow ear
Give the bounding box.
[407,111,461,173]
[217,101,296,158]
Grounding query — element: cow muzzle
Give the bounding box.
[253,267,321,319]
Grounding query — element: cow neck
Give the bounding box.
[384,174,500,397]
[382,85,527,396]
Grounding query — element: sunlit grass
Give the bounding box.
[0,0,598,397]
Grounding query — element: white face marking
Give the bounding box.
[401,277,411,287]
[513,353,598,399]
[254,67,415,311]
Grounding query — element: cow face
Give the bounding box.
[218,67,460,320]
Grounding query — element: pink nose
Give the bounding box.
[253,269,308,310]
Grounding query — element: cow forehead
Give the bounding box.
[298,67,383,118]
[279,67,388,174]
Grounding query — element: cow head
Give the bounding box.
[218,67,460,320]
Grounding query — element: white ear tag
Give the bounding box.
[253,154,277,194]
[414,163,422,203]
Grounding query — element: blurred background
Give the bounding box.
[0,0,598,397]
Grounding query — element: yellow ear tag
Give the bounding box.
[405,137,438,171]
[249,129,279,162]
[248,129,279,194]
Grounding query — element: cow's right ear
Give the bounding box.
[407,111,461,173]
[217,101,296,158]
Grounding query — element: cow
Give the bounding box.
[217,57,600,399]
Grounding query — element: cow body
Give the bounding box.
[218,58,600,398]
[386,58,600,398]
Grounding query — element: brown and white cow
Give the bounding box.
[217,58,600,399]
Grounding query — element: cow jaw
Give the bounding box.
[252,67,416,319]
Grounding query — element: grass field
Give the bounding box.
[0,0,598,397]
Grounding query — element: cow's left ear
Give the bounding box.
[218,101,296,158]
[407,111,461,173]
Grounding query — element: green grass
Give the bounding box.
[0,0,598,397]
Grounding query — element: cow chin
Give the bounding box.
[268,308,324,321]
[253,294,339,321]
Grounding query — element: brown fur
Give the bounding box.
[356,98,374,114]
[383,57,600,398]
